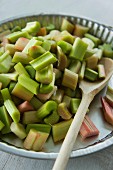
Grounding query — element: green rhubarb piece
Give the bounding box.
[73,24,89,37]
[30,51,57,71]
[93,48,103,60]
[53,68,62,80]
[61,30,75,44]
[14,62,30,77]
[11,26,21,32]
[46,24,55,32]
[35,64,53,84]
[18,74,39,95]
[6,31,30,43]
[26,124,51,134]
[22,21,41,35]
[12,82,34,101]
[0,72,18,81]
[69,37,88,61]
[1,133,23,148]
[63,87,76,98]
[49,40,57,53]
[36,100,57,120]
[62,95,71,108]
[98,64,106,79]
[57,40,72,54]
[0,51,12,73]
[85,33,101,47]
[82,37,94,49]
[0,120,5,131]
[0,75,10,88]
[0,30,11,41]
[23,38,42,54]
[84,49,95,59]
[105,86,113,106]
[30,96,43,110]
[0,106,11,134]
[86,55,98,70]
[1,88,12,101]
[5,44,16,56]
[4,99,20,123]
[41,40,51,51]
[79,61,86,80]
[0,47,5,56]
[68,59,81,73]
[25,65,36,79]
[58,102,72,120]
[52,119,73,142]
[39,72,55,94]
[51,89,64,104]
[28,45,46,58]
[62,68,78,90]
[84,68,98,81]
[61,18,74,33]
[23,111,41,124]
[70,98,81,114]
[10,122,26,139]
[44,110,60,125]
[9,82,17,92]
[57,46,68,71]
[102,43,113,58]
[32,131,49,151]
[12,52,33,64]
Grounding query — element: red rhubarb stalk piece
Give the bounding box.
[15,37,29,51]
[17,101,34,113]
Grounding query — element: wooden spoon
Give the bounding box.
[52,58,113,170]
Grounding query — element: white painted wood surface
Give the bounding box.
[1,0,113,169]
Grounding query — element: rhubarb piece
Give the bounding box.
[53,68,62,80]
[58,102,72,120]
[62,68,78,90]
[86,55,98,70]
[84,68,98,81]
[105,86,113,107]
[17,101,34,113]
[79,61,86,80]
[69,37,88,61]
[85,33,101,47]
[30,51,57,71]
[0,106,11,134]
[9,82,16,92]
[0,51,12,73]
[0,47,5,56]
[61,30,75,44]
[30,96,43,110]
[12,52,33,64]
[23,129,38,150]
[80,115,99,139]
[25,65,36,79]
[82,37,95,49]
[6,31,30,43]
[57,40,72,54]
[23,111,41,124]
[0,74,10,88]
[41,40,51,51]
[0,72,18,81]
[101,43,113,59]
[49,30,62,42]
[46,24,55,32]
[0,120,5,131]
[51,89,64,104]
[32,131,49,151]
[26,124,51,134]
[75,87,82,98]
[92,48,103,60]
[49,40,57,53]
[28,45,46,58]
[5,44,16,56]
[36,100,57,120]
[39,72,55,94]
[15,37,29,51]
[18,74,39,95]
[98,64,106,79]
[12,83,34,101]
[1,88,12,101]
[73,24,89,37]
[68,59,81,73]
[11,26,21,32]
[14,62,30,77]
[22,21,41,35]
[63,87,76,98]
[61,18,74,33]
[62,95,71,108]
[10,122,26,139]
[11,95,22,106]
[70,98,81,114]
[0,30,11,41]
[37,27,47,36]
[4,99,20,123]
[84,49,95,59]
[44,110,60,125]
[35,64,53,84]
[52,119,73,142]
[57,46,68,71]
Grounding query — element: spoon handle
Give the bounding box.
[52,93,94,170]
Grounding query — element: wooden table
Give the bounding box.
[0,0,113,169]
